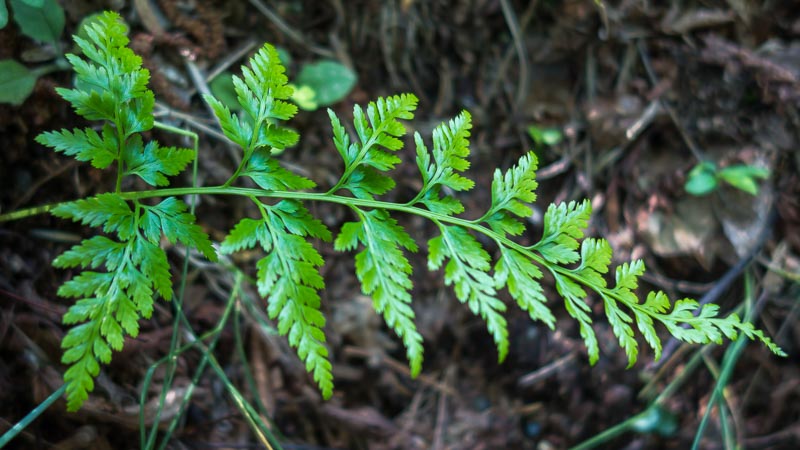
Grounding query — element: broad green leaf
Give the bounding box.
[0,59,37,105]
[208,72,241,111]
[297,60,357,106]
[290,84,317,110]
[10,0,64,43]
[684,161,718,196]
[0,2,8,30]
[718,165,769,195]
[685,171,717,195]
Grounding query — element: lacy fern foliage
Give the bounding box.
[36,12,214,411]
[37,12,785,411]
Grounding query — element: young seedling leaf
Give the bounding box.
[10,0,63,43]
[297,60,357,106]
[0,59,37,105]
[0,2,8,30]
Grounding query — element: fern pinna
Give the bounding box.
[34,12,784,411]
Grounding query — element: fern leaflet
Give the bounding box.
[328,94,418,198]
[222,200,333,397]
[429,225,509,361]
[335,208,424,376]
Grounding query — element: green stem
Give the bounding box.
[0,203,60,222]
[0,384,67,447]
[0,182,760,345]
[690,272,755,450]
[0,185,690,315]
[570,411,642,450]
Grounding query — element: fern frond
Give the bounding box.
[552,271,600,364]
[35,126,117,169]
[58,11,153,135]
[532,199,591,264]
[139,197,217,260]
[52,193,135,238]
[335,209,424,376]
[222,201,334,398]
[481,151,539,236]
[203,43,304,189]
[52,195,179,410]
[429,225,509,361]
[494,246,555,329]
[411,111,475,215]
[43,12,214,401]
[121,136,195,187]
[328,94,418,198]
[34,19,786,412]
[240,149,316,191]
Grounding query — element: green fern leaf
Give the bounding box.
[122,135,195,187]
[334,209,424,376]
[220,218,267,253]
[553,272,600,364]
[58,12,153,134]
[52,193,134,239]
[55,230,168,410]
[35,126,117,169]
[328,94,418,198]
[270,200,332,241]
[482,152,539,236]
[429,225,509,361]
[494,246,555,329]
[344,167,397,200]
[573,238,611,288]
[141,198,217,260]
[610,260,663,360]
[204,43,301,188]
[241,149,315,191]
[533,199,591,264]
[222,203,334,398]
[411,111,474,214]
[203,95,251,148]
[53,235,124,269]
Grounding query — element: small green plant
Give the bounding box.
[527,124,563,150]
[2,12,785,412]
[0,0,67,105]
[685,161,770,196]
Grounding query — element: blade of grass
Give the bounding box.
[155,272,242,450]
[0,384,67,447]
[691,271,758,450]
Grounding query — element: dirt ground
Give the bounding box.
[1,1,799,449]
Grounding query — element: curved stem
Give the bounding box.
[0,384,67,447]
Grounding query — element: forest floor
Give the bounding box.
[1,1,799,449]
